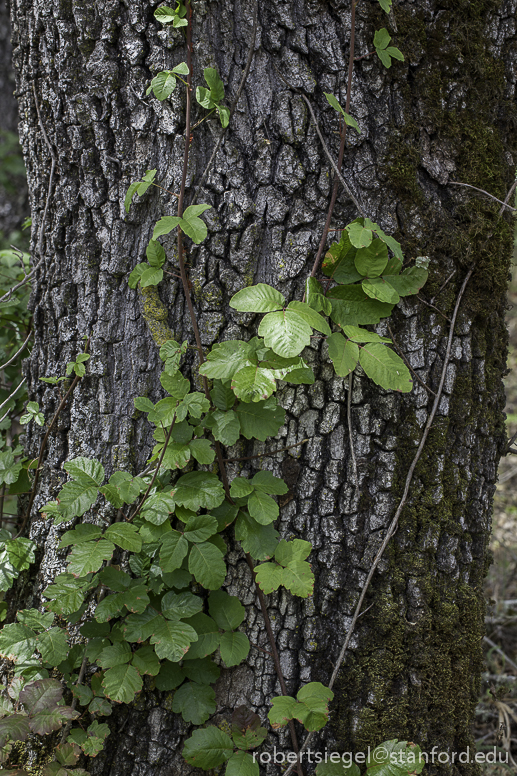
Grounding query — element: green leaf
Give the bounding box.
[328,285,394,326]
[346,222,372,249]
[30,705,78,735]
[102,664,143,704]
[37,628,69,666]
[226,750,259,776]
[287,301,331,336]
[122,607,163,642]
[367,740,425,776]
[6,538,36,571]
[0,623,37,661]
[235,397,285,441]
[55,742,81,767]
[67,540,114,577]
[377,49,392,68]
[295,682,334,731]
[354,239,389,278]
[378,0,392,11]
[358,343,413,392]
[172,62,189,75]
[182,657,220,685]
[0,450,23,486]
[204,67,225,104]
[155,660,185,690]
[178,391,210,420]
[230,477,254,499]
[386,46,404,61]
[141,492,176,525]
[210,410,241,446]
[284,366,315,385]
[188,542,226,589]
[327,333,359,377]
[124,169,156,213]
[0,550,17,592]
[159,339,187,375]
[235,512,279,560]
[342,325,390,344]
[323,92,360,132]
[152,215,182,240]
[183,727,234,770]
[54,480,99,521]
[72,684,94,706]
[199,340,252,379]
[219,631,250,667]
[182,613,220,660]
[230,284,285,313]
[98,642,132,669]
[160,370,190,399]
[248,491,279,525]
[150,617,199,661]
[274,539,312,566]
[268,695,299,728]
[64,457,105,486]
[306,277,331,315]
[253,471,288,495]
[383,267,427,297]
[282,561,314,598]
[104,523,142,552]
[231,366,276,402]
[172,682,216,724]
[183,514,218,543]
[189,438,215,465]
[218,105,230,128]
[140,266,164,288]
[147,70,177,100]
[59,524,102,548]
[43,574,89,616]
[374,28,391,50]
[174,472,225,510]
[258,310,312,358]
[209,590,245,631]
[162,591,203,620]
[131,645,160,676]
[159,531,189,572]
[17,610,54,633]
[210,380,236,411]
[154,5,178,24]
[362,277,400,304]
[180,204,211,244]
[255,562,284,594]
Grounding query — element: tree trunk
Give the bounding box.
[8,0,517,774]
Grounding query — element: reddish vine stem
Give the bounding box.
[15,338,90,539]
[308,0,357,280]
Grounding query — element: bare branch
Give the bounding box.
[0,328,32,371]
[450,180,516,212]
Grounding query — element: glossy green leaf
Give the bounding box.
[362,277,400,304]
[383,267,428,297]
[199,340,252,379]
[104,523,142,552]
[146,240,166,268]
[55,480,100,521]
[248,491,279,525]
[67,540,115,577]
[152,215,182,240]
[282,560,314,598]
[150,617,199,661]
[219,631,250,667]
[172,682,216,724]
[155,660,185,690]
[255,562,284,595]
[327,333,359,377]
[374,27,391,49]
[16,609,54,633]
[226,750,259,776]
[97,642,132,669]
[258,310,312,358]
[182,657,220,685]
[287,301,331,336]
[189,438,215,465]
[59,524,102,548]
[146,70,177,100]
[159,531,189,573]
[354,239,389,277]
[268,695,299,728]
[295,682,334,731]
[358,343,413,392]
[210,410,241,446]
[305,277,332,315]
[210,380,236,411]
[231,365,276,402]
[0,623,37,661]
[141,492,175,525]
[188,542,226,589]
[162,590,203,620]
[183,514,218,543]
[342,326,390,344]
[235,397,285,441]
[328,285,394,326]
[208,590,245,631]
[183,727,234,770]
[230,283,285,313]
[174,472,225,510]
[140,266,163,288]
[204,67,225,103]
[64,457,105,486]
[122,607,163,642]
[323,92,360,132]
[0,714,30,747]
[274,539,311,566]
[235,512,279,560]
[37,628,69,666]
[182,613,220,660]
[43,574,89,616]
[180,204,211,244]
[131,645,161,676]
[102,664,143,704]
[6,537,36,571]
[346,221,373,249]
[230,477,254,499]
[252,471,288,495]
[19,678,63,712]
[160,338,187,375]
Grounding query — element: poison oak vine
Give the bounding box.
[0,2,435,775]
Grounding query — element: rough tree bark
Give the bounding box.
[6,0,517,774]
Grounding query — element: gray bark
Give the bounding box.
[7,0,517,774]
